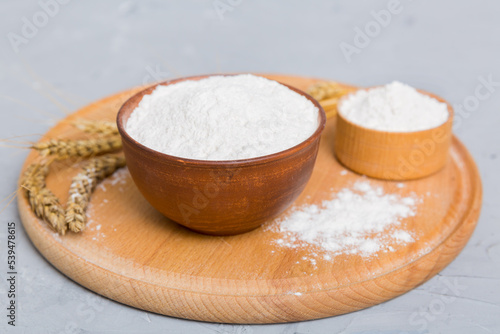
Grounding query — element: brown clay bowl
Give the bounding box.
[117,75,326,236]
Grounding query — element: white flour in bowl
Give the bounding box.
[339,81,448,132]
[126,74,319,160]
[267,181,418,257]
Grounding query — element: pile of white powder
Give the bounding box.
[126,74,319,160]
[267,181,418,257]
[339,81,448,132]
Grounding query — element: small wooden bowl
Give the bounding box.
[117,75,326,236]
[334,91,454,180]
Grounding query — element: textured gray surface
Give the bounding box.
[0,0,499,333]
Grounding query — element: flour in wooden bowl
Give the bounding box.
[339,81,449,132]
[126,74,319,160]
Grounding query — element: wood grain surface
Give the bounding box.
[17,74,482,324]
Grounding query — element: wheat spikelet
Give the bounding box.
[307,81,355,101]
[73,119,119,137]
[307,81,358,118]
[21,163,46,191]
[32,136,122,160]
[66,154,126,233]
[21,162,67,235]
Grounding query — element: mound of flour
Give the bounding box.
[267,181,418,257]
[126,74,319,160]
[339,81,448,132]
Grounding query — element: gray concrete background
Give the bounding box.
[0,0,499,333]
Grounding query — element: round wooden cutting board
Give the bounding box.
[18,75,482,324]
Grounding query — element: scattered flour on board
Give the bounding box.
[86,203,104,241]
[266,181,419,257]
[87,168,130,241]
[98,167,129,193]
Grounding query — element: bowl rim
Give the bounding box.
[336,87,454,135]
[117,74,327,167]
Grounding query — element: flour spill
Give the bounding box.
[88,168,130,241]
[98,167,129,193]
[267,181,419,257]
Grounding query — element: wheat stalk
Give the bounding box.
[307,81,356,101]
[32,136,122,160]
[73,119,119,137]
[21,162,67,235]
[66,154,126,233]
[307,81,358,118]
